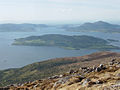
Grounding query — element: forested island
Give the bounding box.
[13,34,119,50]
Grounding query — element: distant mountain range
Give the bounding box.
[0,23,48,32]
[1,21,120,32]
[67,21,120,33]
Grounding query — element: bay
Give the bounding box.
[0,27,120,70]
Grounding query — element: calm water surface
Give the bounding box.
[0,27,120,70]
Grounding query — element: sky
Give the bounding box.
[0,0,120,24]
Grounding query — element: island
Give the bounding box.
[12,34,120,50]
[66,21,120,33]
[0,23,48,32]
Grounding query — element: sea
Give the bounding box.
[0,26,120,70]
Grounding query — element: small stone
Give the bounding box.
[109,62,114,65]
[93,66,96,70]
[111,58,116,62]
[99,64,104,68]
[95,80,103,84]
[95,64,106,72]
[68,69,74,74]
[116,73,120,77]
[33,84,39,88]
[53,75,59,79]
[96,67,101,72]
[59,74,63,78]
[48,75,59,79]
[111,84,120,88]
[81,67,87,70]
[87,68,93,73]
[54,76,71,86]
[21,84,24,87]
[82,78,91,86]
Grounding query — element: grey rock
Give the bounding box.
[111,84,120,88]
[33,84,39,88]
[86,68,93,73]
[99,64,104,68]
[95,67,101,72]
[96,64,106,72]
[59,74,63,78]
[48,75,59,79]
[82,78,91,86]
[109,59,116,65]
[81,67,88,70]
[116,73,120,77]
[53,76,71,87]
[68,69,74,74]
[95,80,103,84]
[21,84,24,87]
[111,58,116,62]
[109,62,114,65]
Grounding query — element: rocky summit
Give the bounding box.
[1,53,120,90]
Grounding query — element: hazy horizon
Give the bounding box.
[0,20,120,25]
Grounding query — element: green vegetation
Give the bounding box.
[0,58,78,86]
[13,34,120,50]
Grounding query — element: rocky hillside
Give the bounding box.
[1,53,120,90]
[0,52,120,90]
